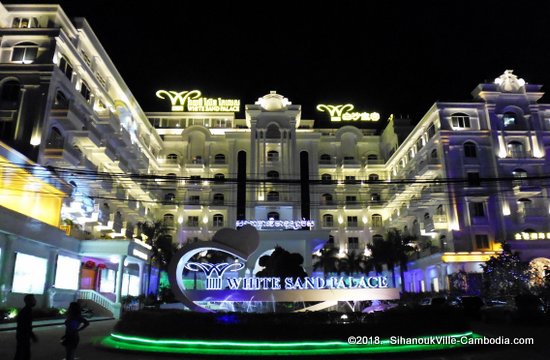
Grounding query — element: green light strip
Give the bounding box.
[102,332,479,356]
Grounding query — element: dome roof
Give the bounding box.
[255,91,291,111]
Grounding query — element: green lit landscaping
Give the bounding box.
[101,331,482,356]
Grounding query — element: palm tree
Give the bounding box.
[312,247,339,275]
[139,221,173,295]
[338,251,367,275]
[386,229,417,293]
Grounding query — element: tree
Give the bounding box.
[481,241,529,298]
[338,251,367,275]
[256,246,307,287]
[139,221,173,296]
[367,229,417,292]
[312,247,339,274]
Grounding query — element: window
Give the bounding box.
[367,154,378,162]
[463,142,477,158]
[345,175,356,181]
[368,173,379,181]
[267,150,279,162]
[189,195,200,204]
[12,17,39,28]
[0,80,21,109]
[451,113,471,128]
[214,173,225,181]
[348,237,359,250]
[80,81,91,103]
[415,138,424,152]
[321,193,333,205]
[470,202,485,217]
[213,214,224,227]
[11,43,38,64]
[371,193,381,202]
[214,154,226,164]
[187,216,199,227]
[320,154,331,163]
[166,153,178,163]
[45,127,63,148]
[213,193,224,205]
[430,149,438,159]
[326,235,336,248]
[190,175,201,183]
[267,170,279,179]
[427,125,436,138]
[192,156,203,164]
[59,57,74,81]
[475,234,490,249]
[343,156,355,162]
[503,112,518,128]
[267,211,280,220]
[163,214,175,227]
[267,191,279,201]
[507,141,525,158]
[164,193,176,203]
[347,216,358,227]
[371,214,383,228]
[436,204,445,215]
[346,195,357,204]
[53,90,69,109]
[467,172,480,187]
[322,214,334,227]
[321,173,332,183]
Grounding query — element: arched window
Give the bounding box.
[321,173,332,183]
[0,80,21,109]
[166,153,178,163]
[59,56,73,80]
[267,150,279,162]
[213,193,224,205]
[322,214,334,227]
[372,234,384,242]
[371,193,381,202]
[214,153,226,164]
[163,213,175,226]
[463,141,477,158]
[430,149,438,159]
[266,124,281,139]
[11,42,38,64]
[267,211,280,220]
[368,173,379,181]
[53,90,69,109]
[320,154,331,163]
[45,127,63,148]
[213,214,224,227]
[267,170,279,179]
[507,141,525,158]
[371,214,383,228]
[267,191,279,201]
[214,173,225,182]
[503,112,518,128]
[451,113,471,128]
[321,193,333,205]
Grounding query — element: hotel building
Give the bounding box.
[0,2,549,312]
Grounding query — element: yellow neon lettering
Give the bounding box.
[316,104,380,122]
[156,90,240,112]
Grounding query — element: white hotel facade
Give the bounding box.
[1,3,550,311]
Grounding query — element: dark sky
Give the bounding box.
[8,0,550,127]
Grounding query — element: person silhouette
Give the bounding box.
[14,294,38,360]
[61,302,89,360]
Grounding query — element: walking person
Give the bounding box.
[14,294,38,360]
[61,302,89,360]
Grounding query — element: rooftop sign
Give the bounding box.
[156,90,240,112]
[316,104,380,122]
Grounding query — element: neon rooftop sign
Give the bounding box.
[316,104,380,122]
[156,90,240,112]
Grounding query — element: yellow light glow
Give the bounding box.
[0,154,65,227]
[156,90,240,112]
[316,104,380,122]
[441,252,497,263]
[502,202,511,216]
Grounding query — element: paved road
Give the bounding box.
[0,319,549,360]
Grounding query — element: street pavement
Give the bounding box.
[0,318,549,360]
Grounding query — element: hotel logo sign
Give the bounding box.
[316,104,380,122]
[156,90,240,112]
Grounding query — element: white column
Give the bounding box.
[115,255,126,304]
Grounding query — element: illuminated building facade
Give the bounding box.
[0,1,549,306]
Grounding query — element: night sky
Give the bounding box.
[8,0,550,128]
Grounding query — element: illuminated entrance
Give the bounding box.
[169,226,399,312]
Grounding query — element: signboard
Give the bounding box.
[156,90,240,112]
[514,232,550,240]
[235,219,314,230]
[316,104,380,122]
[168,225,399,312]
